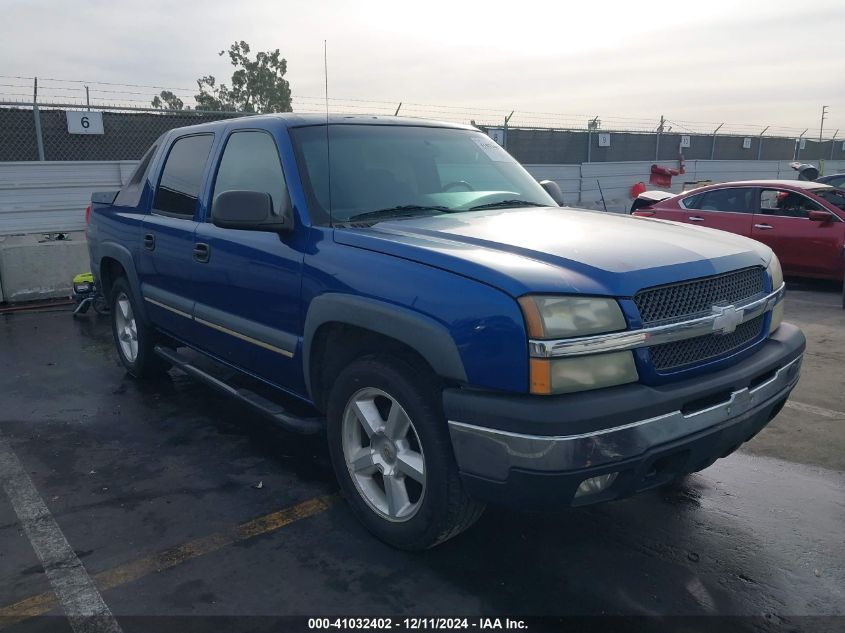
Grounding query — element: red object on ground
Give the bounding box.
[631,182,647,198]
[642,180,845,281]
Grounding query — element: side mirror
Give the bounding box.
[539,180,564,206]
[808,209,833,223]
[211,190,292,232]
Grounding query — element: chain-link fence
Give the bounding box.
[0,102,248,161]
[2,98,843,164]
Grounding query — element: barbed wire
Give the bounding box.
[0,75,839,139]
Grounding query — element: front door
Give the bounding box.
[138,133,214,343]
[192,129,305,394]
[753,188,843,278]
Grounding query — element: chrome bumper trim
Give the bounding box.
[448,354,801,481]
[529,283,785,359]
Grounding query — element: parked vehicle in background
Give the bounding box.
[87,116,805,549]
[816,173,845,189]
[632,180,845,282]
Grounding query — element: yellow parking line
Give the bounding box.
[0,494,336,627]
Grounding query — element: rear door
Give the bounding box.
[753,187,844,278]
[192,129,305,392]
[672,187,756,236]
[138,133,214,342]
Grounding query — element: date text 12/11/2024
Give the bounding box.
[308,618,528,630]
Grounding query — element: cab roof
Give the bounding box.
[163,113,477,135]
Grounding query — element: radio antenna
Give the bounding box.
[324,39,333,224]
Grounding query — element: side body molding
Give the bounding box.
[302,293,468,398]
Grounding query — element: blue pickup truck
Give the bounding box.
[87,115,805,549]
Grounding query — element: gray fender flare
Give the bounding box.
[97,241,148,322]
[302,293,467,399]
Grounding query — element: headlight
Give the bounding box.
[518,295,626,339]
[768,254,783,289]
[530,352,639,395]
[519,295,637,395]
[767,254,784,333]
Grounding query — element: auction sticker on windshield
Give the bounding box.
[471,136,511,161]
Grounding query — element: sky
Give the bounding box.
[3,0,844,134]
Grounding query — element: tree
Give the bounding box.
[151,90,184,110]
[194,41,292,113]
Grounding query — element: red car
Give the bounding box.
[632,180,845,281]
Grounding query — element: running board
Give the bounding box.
[154,345,324,435]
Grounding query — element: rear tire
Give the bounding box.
[110,277,168,379]
[327,355,484,550]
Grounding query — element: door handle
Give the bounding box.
[688,216,705,222]
[754,223,773,230]
[193,243,210,263]
[143,233,155,251]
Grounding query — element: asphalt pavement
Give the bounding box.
[0,282,843,632]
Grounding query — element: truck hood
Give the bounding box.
[333,207,772,297]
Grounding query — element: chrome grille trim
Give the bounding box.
[635,267,765,325]
[528,283,784,359]
[649,315,765,371]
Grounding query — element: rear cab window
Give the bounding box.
[152,134,215,218]
[114,137,163,208]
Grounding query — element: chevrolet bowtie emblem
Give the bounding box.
[711,304,743,335]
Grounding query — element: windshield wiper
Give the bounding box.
[343,205,454,223]
[468,199,548,211]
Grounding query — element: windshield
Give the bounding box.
[290,124,556,225]
[811,187,845,212]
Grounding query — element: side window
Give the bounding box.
[114,139,161,207]
[698,188,754,213]
[681,193,704,209]
[212,131,288,216]
[760,189,822,218]
[152,134,214,217]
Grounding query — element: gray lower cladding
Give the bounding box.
[448,355,802,482]
[141,284,298,358]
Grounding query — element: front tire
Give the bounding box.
[327,355,484,550]
[110,277,168,378]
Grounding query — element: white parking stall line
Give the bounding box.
[0,435,123,633]
[785,400,845,420]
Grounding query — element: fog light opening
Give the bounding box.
[574,472,618,499]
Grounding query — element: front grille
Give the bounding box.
[649,315,765,371]
[635,267,765,326]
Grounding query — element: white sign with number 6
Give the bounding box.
[66,111,104,135]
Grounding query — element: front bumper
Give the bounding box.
[445,322,805,509]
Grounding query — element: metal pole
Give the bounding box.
[85,85,91,111]
[586,116,598,163]
[32,77,45,161]
[655,115,664,161]
[710,123,723,160]
[819,105,828,156]
[503,110,514,151]
[795,129,808,161]
[831,129,839,160]
[757,126,769,161]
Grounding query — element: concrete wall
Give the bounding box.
[525,159,845,213]
[0,232,90,302]
[0,161,137,235]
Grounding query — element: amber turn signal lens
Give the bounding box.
[518,296,545,338]
[529,358,552,395]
